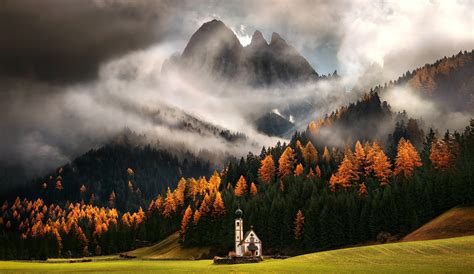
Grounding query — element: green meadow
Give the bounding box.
[1,235,473,273]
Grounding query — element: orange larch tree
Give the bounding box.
[162,187,177,217]
[250,182,258,196]
[180,205,193,238]
[294,163,304,176]
[193,209,201,225]
[175,178,187,206]
[258,155,276,184]
[294,210,305,240]
[394,138,423,178]
[315,165,322,178]
[365,142,383,176]
[322,146,331,163]
[208,171,221,195]
[278,147,296,179]
[329,153,358,191]
[429,138,454,170]
[199,193,212,217]
[354,140,366,174]
[303,141,318,166]
[373,150,392,186]
[358,182,368,198]
[234,176,248,197]
[212,191,226,216]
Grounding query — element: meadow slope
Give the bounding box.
[403,206,474,242]
[0,235,473,273]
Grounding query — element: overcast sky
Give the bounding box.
[0,0,473,176]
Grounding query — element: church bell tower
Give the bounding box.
[235,208,244,256]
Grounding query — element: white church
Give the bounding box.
[234,208,262,257]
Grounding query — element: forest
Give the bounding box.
[1,101,472,258]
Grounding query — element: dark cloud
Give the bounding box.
[0,0,173,83]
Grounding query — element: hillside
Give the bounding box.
[403,207,474,242]
[1,236,473,273]
[124,232,211,260]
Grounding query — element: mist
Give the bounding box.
[0,0,472,178]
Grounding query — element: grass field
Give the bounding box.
[403,206,474,242]
[125,231,211,260]
[1,235,473,273]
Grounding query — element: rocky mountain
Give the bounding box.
[163,20,319,86]
[255,111,294,137]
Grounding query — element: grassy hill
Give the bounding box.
[403,207,474,242]
[1,235,473,273]
[124,232,211,260]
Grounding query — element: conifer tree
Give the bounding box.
[373,150,392,186]
[175,178,187,206]
[181,206,193,238]
[329,153,358,191]
[394,138,422,178]
[162,188,177,217]
[429,138,453,170]
[258,155,275,184]
[294,163,304,176]
[294,210,305,240]
[212,192,226,216]
[279,147,296,179]
[322,146,331,163]
[234,176,248,197]
[303,141,318,166]
[315,165,322,178]
[250,182,258,196]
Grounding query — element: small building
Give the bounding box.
[235,209,262,257]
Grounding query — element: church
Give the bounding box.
[234,208,262,257]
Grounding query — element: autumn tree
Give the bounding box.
[162,187,177,217]
[322,146,331,163]
[429,138,453,170]
[208,171,221,195]
[394,138,423,178]
[278,147,296,179]
[354,140,366,173]
[358,183,368,197]
[181,206,193,238]
[175,178,187,206]
[365,142,383,176]
[199,193,212,216]
[250,182,258,197]
[303,141,318,166]
[294,163,304,176]
[234,176,248,197]
[212,192,226,216]
[193,209,201,225]
[258,155,275,184]
[329,153,359,191]
[315,165,322,178]
[294,210,304,240]
[373,150,392,186]
[55,180,63,190]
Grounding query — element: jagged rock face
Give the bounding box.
[243,32,318,85]
[165,20,318,86]
[180,20,244,78]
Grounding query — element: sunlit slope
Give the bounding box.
[124,231,211,260]
[1,235,473,273]
[403,206,474,242]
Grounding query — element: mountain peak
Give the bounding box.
[249,30,267,48]
[270,32,287,46]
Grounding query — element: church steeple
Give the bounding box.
[235,208,244,256]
